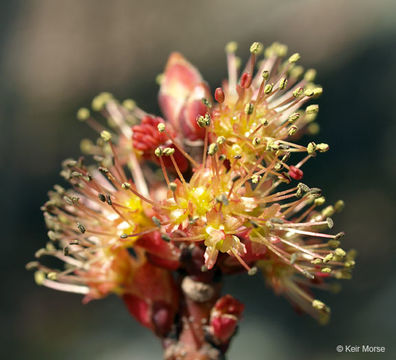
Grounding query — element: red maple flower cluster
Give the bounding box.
[28,41,355,359]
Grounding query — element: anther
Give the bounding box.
[77,108,90,121]
[161,234,171,242]
[216,194,229,205]
[326,218,334,229]
[217,136,226,145]
[288,53,301,64]
[314,196,326,206]
[169,182,177,192]
[307,142,317,155]
[47,272,57,280]
[157,123,166,132]
[163,147,175,156]
[152,216,162,227]
[244,103,254,115]
[232,174,241,182]
[321,205,334,217]
[208,143,218,156]
[279,77,287,90]
[122,182,131,190]
[334,200,345,212]
[293,87,303,97]
[154,147,163,157]
[288,113,300,123]
[306,104,319,114]
[250,42,263,54]
[225,41,238,53]
[248,267,258,276]
[47,231,59,241]
[316,143,329,152]
[252,137,261,146]
[251,174,261,184]
[288,125,298,136]
[304,69,317,82]
[122,99,136,111]
[77,222,86,234]
[311,258,322,265]
[328,240,340,248]
[323,253,333,263]
[201,98,211,108]
[335,248,346,257]
[312,299,327,311]
[100,130,112,142]
[264,83,273,94]
[34,271,45,286]
[105,194,112,205]
[262,70,269,80]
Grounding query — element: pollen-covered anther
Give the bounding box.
[197,113,211,127]
[311,258,322,265]
[248,267,258,276]
[312,299,328,312]
[122,98,136,111]
[121,182,131,190]
[304,68,317,82]
[316,143,329,152]
[244,103,254,115]
[314,196,326,206]
[293,87,303,98]
[250,42,263,54]
[157,123,166,132]
[217,136,226,145]
[264,84,273,94]
[251,174,261,184]
[262,70,270,80]
[307,142,317,155]
[225,41,238,53]
[100,130,112,142]
[335,248,346,257]
[77,222,86,234]
[304,89,314,97]
[154,147,163,157]
[208,143,218,156]
[323,253,333,263]
[34,271,45,286]
[77,107,90,121]
[288,125,298,136]
[252,137,261,146]
[279,77,288,90]
[288,53,301,64]
[334,200,345,212]
[321,205,335,217]
[306,104,319,114]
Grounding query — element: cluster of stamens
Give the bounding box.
[28,41,354,324]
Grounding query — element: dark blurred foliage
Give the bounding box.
[1,1,395,359]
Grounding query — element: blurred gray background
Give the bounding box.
[1,0,396,359]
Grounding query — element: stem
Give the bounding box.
[163,275,225,360]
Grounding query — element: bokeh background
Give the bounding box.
[1,0,396,359]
